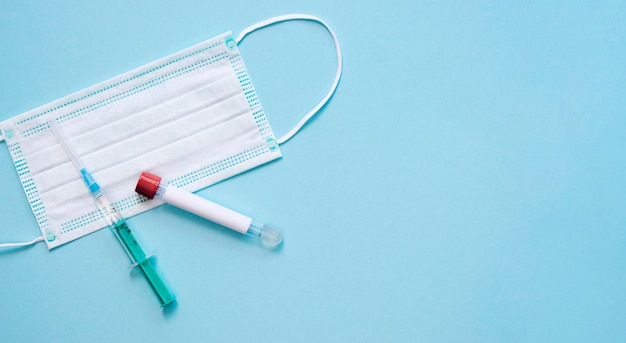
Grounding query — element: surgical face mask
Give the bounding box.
[0,14,342,249]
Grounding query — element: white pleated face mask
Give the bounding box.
[0,14,342,249]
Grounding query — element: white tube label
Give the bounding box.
[162,186,252,234]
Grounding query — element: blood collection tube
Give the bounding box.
[135,172,283,248]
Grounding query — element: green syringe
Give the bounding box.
[48,119,175,307]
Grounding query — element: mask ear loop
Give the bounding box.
[0,235,44,249]
[236,14,343,145]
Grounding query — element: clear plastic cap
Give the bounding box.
[246,220,283,248]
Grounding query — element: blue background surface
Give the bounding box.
[1,1,626,342]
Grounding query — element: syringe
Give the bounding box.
[48,119,175,306]
[135,172,284,248]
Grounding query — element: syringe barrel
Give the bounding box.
[93,190,124,227]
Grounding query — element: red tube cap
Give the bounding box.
[135,172,162,199]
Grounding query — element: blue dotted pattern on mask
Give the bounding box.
[60,210,103,234]
[227,39,277,143]
[59,196,142,234]
[169,144,267,188]
[7,142,50,236]
[22,52,230,139]
[59,195,141,234]
[16,41,224,127]
[116,194,148,212]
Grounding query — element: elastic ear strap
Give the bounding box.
[0,235,44,248]
[236,14,343,144]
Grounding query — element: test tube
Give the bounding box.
[135,172,283,248]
